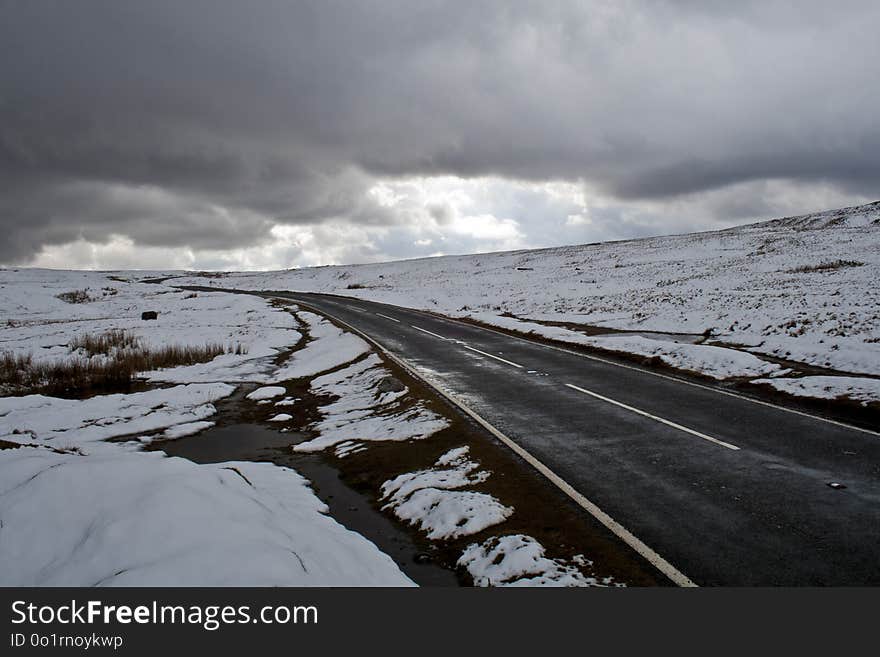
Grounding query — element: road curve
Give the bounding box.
[250,290,880,585]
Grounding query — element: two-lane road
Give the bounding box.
[264,290,880,585]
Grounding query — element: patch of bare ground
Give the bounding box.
[307,352,668,586]
[150,308,668,586]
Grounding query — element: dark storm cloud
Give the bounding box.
[1,0,878,262]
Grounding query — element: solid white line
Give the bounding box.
[375,312,401,323]
[565,383,740,451]
[462,344,523,368]
[411,325,450,340]
[416,311,880,439]
[267,294,699,587]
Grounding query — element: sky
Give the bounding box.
[1,0,877,270]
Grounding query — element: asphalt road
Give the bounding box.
[262,291,880,586]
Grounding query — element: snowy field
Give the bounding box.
[0,271,412,586]
[174,201,880,406]
[0,270,595,586]
[4,201,875,587]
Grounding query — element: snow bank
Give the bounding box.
[294,354,449,454]
[459,535,609,587]
[0,384,235,452]
[0,445,413,586]
[583,335,783,379]
[270,311,370,381]
[753,375,880,405]
[381,447,511,540]
[246,386,287,400]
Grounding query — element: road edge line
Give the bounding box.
[282,295,698,588]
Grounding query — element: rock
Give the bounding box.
[377,376,406,394]
[141,311,158,320]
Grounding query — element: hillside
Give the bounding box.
[178,201,880,405]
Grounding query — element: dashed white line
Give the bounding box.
[418,311,880,439]
[411,325,450,340]
[269,293,698,587]
[462,344,523,368]
[411,322,524,368]
[375,312,401,323]
[565,383,740,451]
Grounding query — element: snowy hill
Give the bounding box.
[177,201,880,405]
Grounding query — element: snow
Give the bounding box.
[381,447,511,540]
[0,270,413,586]
[0,446,413,586]
[458,535,610,587]
[270,311,370,381]
[268,413,293,422]
[0,384,235,453]
[0,269,303,388]
[381,446,490,507]
[293,354,449,453]
[246,386,287,400]
[753,375,880,405]
[162,421,215,439]
[174,200,880,391]
[389,488,513,540]
[580,335,783,379]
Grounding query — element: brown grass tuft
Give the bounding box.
[55,289,95,304]
[787,260,864,274]
[1,329,247,397]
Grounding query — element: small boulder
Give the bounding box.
[141,311,158,320]
[377,376,406,394]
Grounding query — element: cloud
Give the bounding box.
[1,0,878,266]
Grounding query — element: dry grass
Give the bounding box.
[1,330,247,397]
[788,260,864,274]
[69,329,139,356]
[55,289,95,304]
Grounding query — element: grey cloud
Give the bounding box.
[1,0,878,263]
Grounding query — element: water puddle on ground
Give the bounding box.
[151,423,460,586]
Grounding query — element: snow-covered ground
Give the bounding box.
[173,201,880,405]
[1,269,302,387]
[0,270,412,586]
[5,201,876,587]
[459,535,618,587]
[1,269,590,586]
[381,447,511,540]
[295,352,449,455]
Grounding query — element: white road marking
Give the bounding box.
[270,294,697,587]
[375,312,401,323]
[347,305,368,313]
[462,344,523,368]
[411,325,450,340]
[418,311,880,439]
[565,383,740,451]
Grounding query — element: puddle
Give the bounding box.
[150,423,460,587]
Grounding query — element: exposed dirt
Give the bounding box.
[147,304,669,587]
